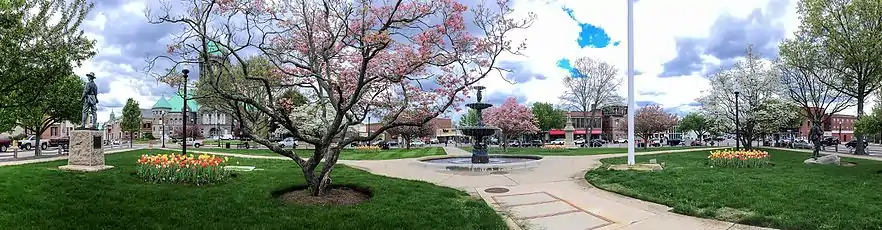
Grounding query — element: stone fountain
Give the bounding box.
[459,86,496,163]
[417,86,543,173]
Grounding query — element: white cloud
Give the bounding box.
[471,0,814,118]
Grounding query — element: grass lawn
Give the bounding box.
[185,147,445,160]
[585,149,882,230]
[460,146,703,156]
[0,149,505,229]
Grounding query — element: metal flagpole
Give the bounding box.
[626,0,636,165]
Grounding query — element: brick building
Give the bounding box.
[797,113,856,142]
[546,105,628,141]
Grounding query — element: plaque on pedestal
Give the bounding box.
[59,130,113,172]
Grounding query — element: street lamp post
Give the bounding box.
[182,69,189,155]
[161,112,166,148]
[735,91,741,150]
[837,120,842,152]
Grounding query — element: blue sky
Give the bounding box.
[74,0,869,123]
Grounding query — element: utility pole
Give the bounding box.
[626,0,635,165]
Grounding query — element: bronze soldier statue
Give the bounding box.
[81,72,98,129]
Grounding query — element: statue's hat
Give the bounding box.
[86,72,95,79]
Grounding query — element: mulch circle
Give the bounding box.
[276,185,372,206]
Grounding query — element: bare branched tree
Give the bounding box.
[558,57,621,142]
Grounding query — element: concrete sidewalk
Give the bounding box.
[344,147,770,230]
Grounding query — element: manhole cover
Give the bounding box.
[484,187,510,193]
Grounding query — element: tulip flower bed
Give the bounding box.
[540,144,569,152]
[707,149,771,168]
[136,153,231,185]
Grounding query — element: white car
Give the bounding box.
[178,138,204,148]
[220,134,234,140]
[278,137,298,148]
[574,139,586,146]
[550,139,565,145]
[410,141,426,147]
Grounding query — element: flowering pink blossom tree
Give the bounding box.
[147,0,534,196]
[485,97,539,151]
[632,105,678,148]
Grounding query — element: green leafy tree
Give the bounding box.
[0,0,95,114]
[122,99,141,148]
[458,109,479,127]
[531,102,566,132]
[679,113,712,144]
[781,0,882,155]
[0,74,83,155]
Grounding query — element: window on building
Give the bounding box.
[50,127,58,136]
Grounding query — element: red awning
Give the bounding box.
[548,129,602,135]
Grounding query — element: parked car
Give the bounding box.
[792,140,813,149]
[48,137,69,149]
[549,139,565,145]
[587,139,603,147]
[410,140,426,147]
[507,140,520,147]
[820,137,840,146]
[667,139,683,146]
[277,137,298,148]
[17,135,47,150]
[529,140,544,147]
[649,139,662,147]
[574,138,586,146]
[846,140,868,148]
[0,137,11,152]
[178,138,204,148]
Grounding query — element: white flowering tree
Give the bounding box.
[699,45,801,149]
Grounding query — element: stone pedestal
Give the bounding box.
[59,130,113,172]
[564,114,576,148]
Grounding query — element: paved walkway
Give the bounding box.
[345,147,776,230]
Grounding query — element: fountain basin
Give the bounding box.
[466,102,492,110]
[417,155,543,172]
[459,126,497,137]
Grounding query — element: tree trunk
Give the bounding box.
[130,132,133,148]
[405,137,411,150]
[306,145,340,196]
[856,97,867,155]
[35,136,41,156]
[501,136,507,152]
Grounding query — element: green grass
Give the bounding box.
[460,146,703,156]
[585,149,882,230]
[186,147,445,160]
[0,149,505,229]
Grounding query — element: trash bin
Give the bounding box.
[225,143,230,149]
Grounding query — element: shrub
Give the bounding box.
[708,149,771,168]
[136,154,231,185]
